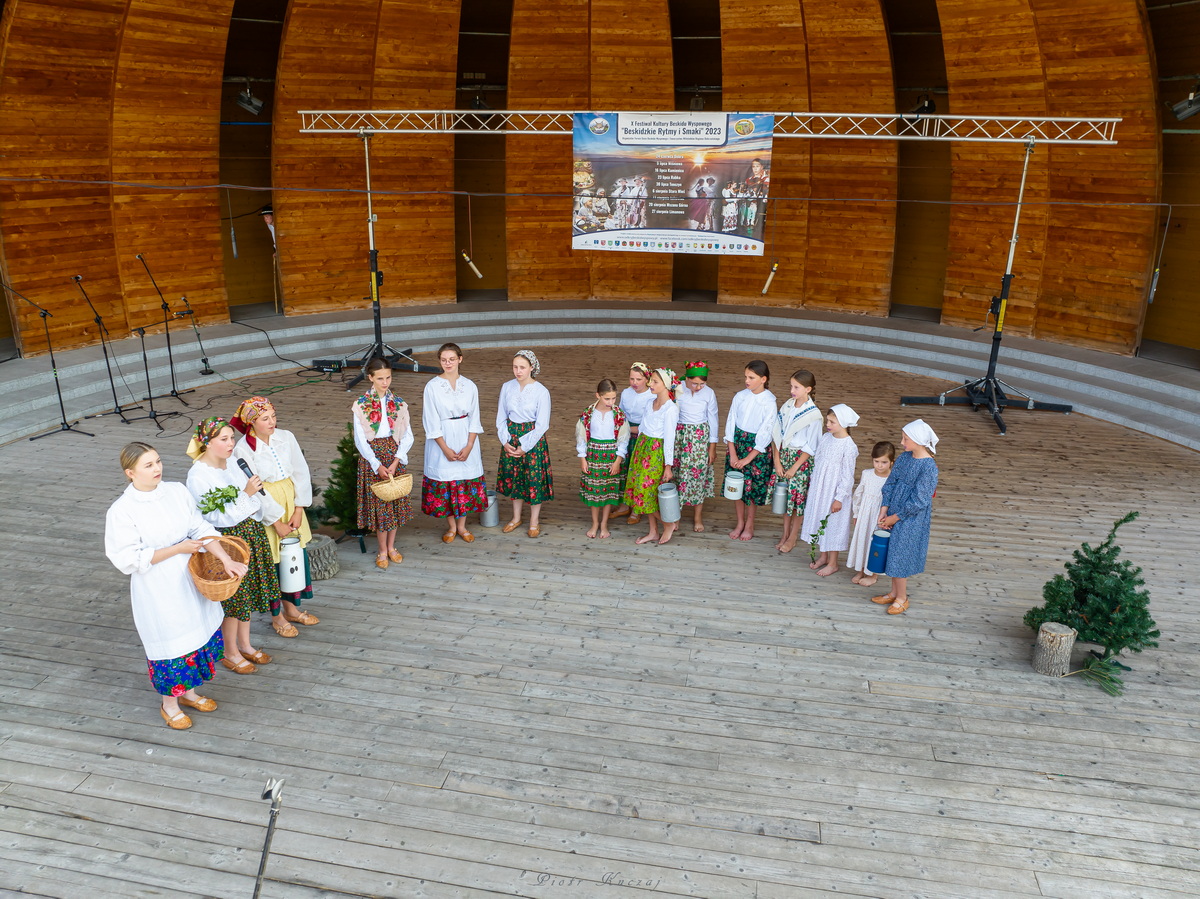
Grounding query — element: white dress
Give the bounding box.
[104,482,224,661]
[423,375,484,482]
[799,432,859,551]
[846,469,888,571]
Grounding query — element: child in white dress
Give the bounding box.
[799,403,859,577]
[847,441,895,587]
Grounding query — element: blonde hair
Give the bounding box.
[120,442,157,477]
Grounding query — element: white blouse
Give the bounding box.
[496,379,551,453]
[353,405,414,472]
[186,459,285,529]
[773,398,823,454]
[575,409,631,458]
[104,482,224,661]
[638,398,679,465]
[724,388,779,452]
[620,386,655,426]
[423,375,485,482]
[232,428,312,506]
[676,383,719,436]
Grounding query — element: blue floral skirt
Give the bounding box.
[147,627,224,697]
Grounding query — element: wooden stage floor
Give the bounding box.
[2,346,1198,898]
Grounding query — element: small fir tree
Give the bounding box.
[313,423,361,533]
[1024,511,1159,662]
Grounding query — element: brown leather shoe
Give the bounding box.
[441,532,456,544]
[244,650,272,665]
[160,706,193,729]
[221,657,257,675]
[272,620,299,638]
[870,594,895,604]
[501,520,521,533]
[375,553,389,570]
[388,550,403,563]
[459,531,475,543]
[527,526,541,538]
[887,598,909,615]
[178,695,218,713]
[285,610,320,626]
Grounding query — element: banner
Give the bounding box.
[572,112,775,256]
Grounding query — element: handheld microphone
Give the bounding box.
[236,458,263,493]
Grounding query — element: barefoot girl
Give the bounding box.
[496,350,553,537]
[187,418,283,675]
[613,363,654,524]
[848,441,895,587]
[770,369,821,553]
[799,404,859,576]
[106,442,247,729]
[872,420,939,615]
[576,378,630,538]
[421,342,488,544]
[232,397,319,637]
[724,360,777,540]
[622,368,679,545]
[675,360,719,532]
[353,358,415,569]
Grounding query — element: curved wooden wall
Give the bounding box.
[0,0,1172,356]
[272,0,457,316]
[719,0,897,314]
[505,0,591,301]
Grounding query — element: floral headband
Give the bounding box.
[653,367,680,396]
[683,360,709,378]
[186,417,231,460]
[515,349,541,378]
[230,396,274,450]
[630,362,650,376]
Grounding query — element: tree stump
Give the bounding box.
[307,534,340,581]
[1032,622,1077,677]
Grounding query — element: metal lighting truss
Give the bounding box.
[299,109,1119,144]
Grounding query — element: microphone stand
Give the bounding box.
[135,253,194,404]
[176,296,214,375]
[73,275,140,423]
[123,326,181,432]
[0,281,94,441]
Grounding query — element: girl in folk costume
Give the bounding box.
[421,342,487,544]
[770,370,823,554]
[800,404,860,577]
[576,378,631,539]
[623,368,680,546]
[724,359,778,541]
[613,362,655,524]
[186,418,284,676]
[353,358,415,570]
[848,441,896,587]
[871,420,940,616]
[231,396,319,637]
[675,360,719,533]
[105,442,247,730]
[496,350,554,538]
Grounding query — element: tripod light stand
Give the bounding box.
[901,139,1072,435]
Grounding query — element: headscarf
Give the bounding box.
[653,367,680,400]
[902,418,939,454]
[683,360,709,379]
[630,361,650,377]
[514,349,540,378]
[186,417,230,461]
[830,403,860,429]
[230,396,274,450]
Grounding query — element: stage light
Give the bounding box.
[1171,83,1200,122]
[237,81,264,116]
[907,94,936,117]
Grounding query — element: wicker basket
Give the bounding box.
[187,534,250,602]
[370,471,413,501]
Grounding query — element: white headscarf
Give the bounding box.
[514,349,540,378]
[902,418,939,454]
[830,403,859,429]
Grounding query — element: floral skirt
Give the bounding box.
[771,450,813,517]
[580,438,623,507]
[675,422,714,506]
[623,436,665,514]
[356,436,414,532]
[725,427,773,506]
[496,420,554,505]
[422,475,488,518]
[147,627,224,696]
[618,432,642,498]
[219,518,280,620]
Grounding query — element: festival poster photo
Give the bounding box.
[572,112,775,256]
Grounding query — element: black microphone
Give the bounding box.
[236,458,263,493]
[135,253,143,260]
[73,275,82,282]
